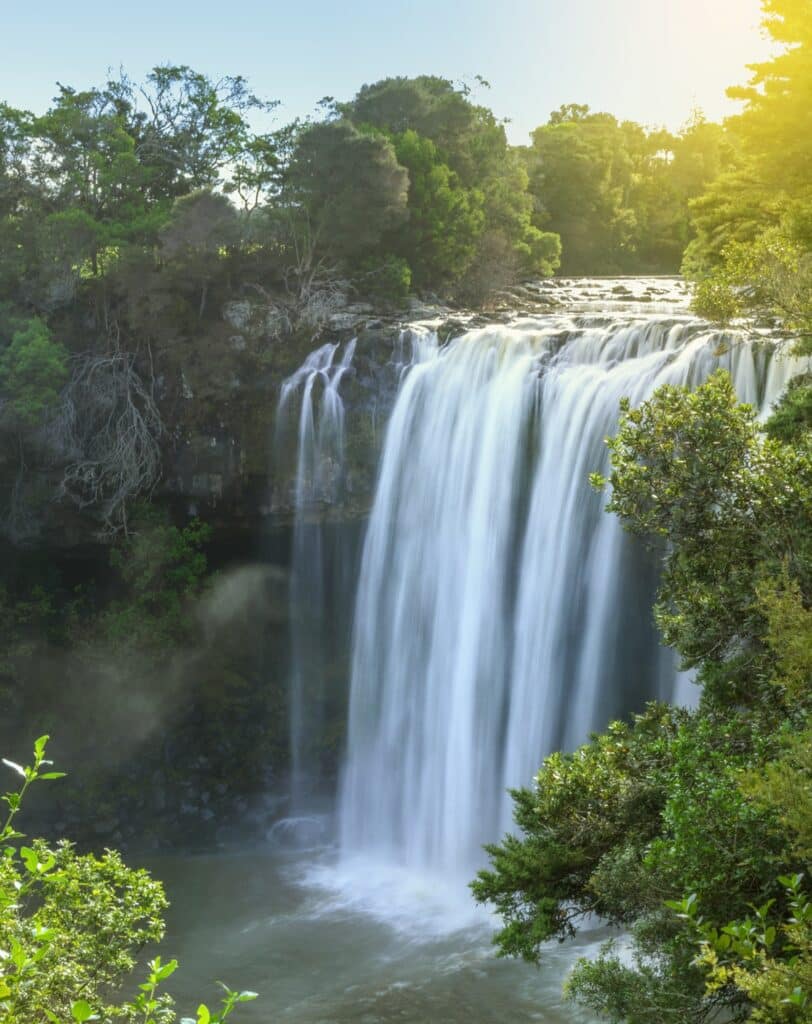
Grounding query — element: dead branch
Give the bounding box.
[44,353,163,533]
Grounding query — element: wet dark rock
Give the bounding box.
[93,817,119,835]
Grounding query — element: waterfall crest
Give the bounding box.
[339,312,805,876]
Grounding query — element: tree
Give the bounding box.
[285,120,408,264]
[0,315,68,427]
[763,372,812,443]
[388,129,485,288]
[340,75,557,295]
[159,190,239,317]
[594,370,811,704]
[474,371,812,1022]
[727,0,812,208]
[340,75,507,186]
[29,85,157,281]
[0,103,33,219]
[457,150,560,301]
[525,109,638,274]
[691,226,812,351]
[108,65,279,199]
[524,105,734,275]
[685,0,812,347]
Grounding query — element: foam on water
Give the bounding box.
[298,851,492,937]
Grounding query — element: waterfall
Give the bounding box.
[277,339,356,807]
[339,312,806,878]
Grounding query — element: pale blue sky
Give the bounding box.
[1,0,774,143]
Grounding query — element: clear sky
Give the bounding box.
[1,0,775,143]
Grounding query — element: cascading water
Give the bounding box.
[276,339,356,808]
[339,294,807,880]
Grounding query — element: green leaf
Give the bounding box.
[71,1000,96,1023]
[155,958,178,981]
[20,846,38,873]
[197,1004,211,1024]
[784,986,808,1008]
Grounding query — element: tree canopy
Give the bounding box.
[685,0,812,349]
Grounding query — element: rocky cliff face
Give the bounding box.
[153,276,692,536]
[5,277,687,550]
[153,293,545,537]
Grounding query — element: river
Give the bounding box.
[145,838,604,1023]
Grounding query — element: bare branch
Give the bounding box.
[44,353,163,533]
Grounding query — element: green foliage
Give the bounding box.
[740,575,812,866]
[3,842,168,1022]
[0,63,287,541]
[685,0,812,347]
[764,373,812,443]
[0,738,258,1024]
[26,84,156,287]
[389,129,485,288]
[526,110,637,275]
[5,67,573,320]
[593,370,812,704]
[745,722,812,866]
[672,875,812,1023]
[691,276,743,326]
[472,705,787,962]
[0,43,803,359]
[472,706,683,959]
[692,228,812,347]
[476,364,812,1021]
[338,76,560,294]
[677,566,812,1020]
[355,255,412,305]
[524,106,728,274]
[159,190,239,317]
[99,507,212,652]
[109,65,279,199]
[0,315,68,426]
[286,120,408,263]
[456,152,560,302]
[338,75,507,186]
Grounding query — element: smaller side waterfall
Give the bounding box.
[276,340,356,807]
